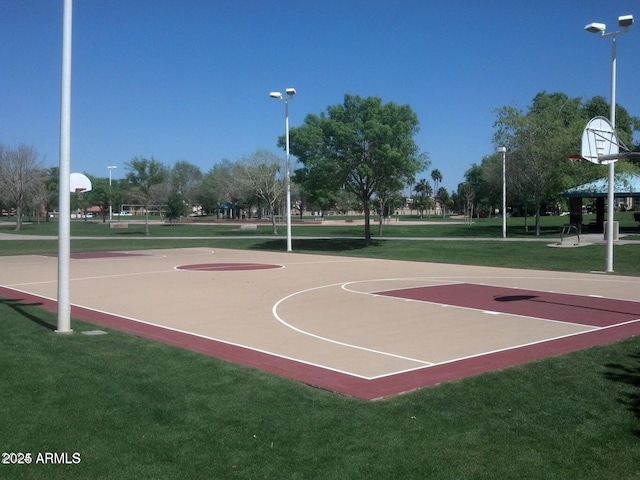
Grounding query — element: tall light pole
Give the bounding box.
[497,146,507,238]
[108,165,117,221]
[269,88,296,252]
[585,14,633,272]
[57,0,73,334]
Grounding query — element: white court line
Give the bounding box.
[342,277,640,328]
[7,248,219,287]
[365,319,640,381]
[4,276,640,382]
[272,282,434,367]
[8,269,179,287]
[340,278,464,295]
[1,285,379,381]
[284,258,379,266]
[5,261,640,382]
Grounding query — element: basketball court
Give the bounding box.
[1,246,640,400]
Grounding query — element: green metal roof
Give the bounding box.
[560,174,640,198]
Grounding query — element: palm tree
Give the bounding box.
[431,169,442,195]
[413,178,432,218]
[431,169,443,215]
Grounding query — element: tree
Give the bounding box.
[165,190,189,224]
[0,144,44,231]
[374,185,404,235]
[436,187,451,217]
[430,169,442,199]
[457,181,475,223]
[413,178,432,217]
[197,159,249,218]
[236,151,284,234]
[86,176,110,222]
[170,160,203,209]
[125,157,168,235]
[287,94,428,244]
[581,95,640,169]
[43,167,60,222]
[581,95,637,149]
[294,165,339,216]
[493,92,584,235]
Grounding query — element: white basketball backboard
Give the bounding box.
[581,116,619,164]
[69,172,92,193]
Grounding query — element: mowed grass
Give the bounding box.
[2,210,639,239]
[1,236,639,276]
[1,213,640,275]
[2,215,640,478]
[2,301,640,480]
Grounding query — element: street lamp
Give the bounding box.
[584,14,633,272]
[108,165,117,221]
[497,146,507,238]
[269,87,296,252]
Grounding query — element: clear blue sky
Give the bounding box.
[2,0,639,192]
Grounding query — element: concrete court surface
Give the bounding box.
[1,246,640,400]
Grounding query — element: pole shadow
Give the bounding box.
[1,298,56,331]
[250,238,380,252]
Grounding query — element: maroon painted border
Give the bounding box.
[176,263,282,272]
[3,285,639,401]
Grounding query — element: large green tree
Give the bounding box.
[493,92,584,235]
[287,94,428,244]
[165,190,189,224]
[170,160,203,208]
[125,157,168,235]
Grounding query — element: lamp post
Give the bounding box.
[497,146,507,238]
[108,165,117,221]
[269,88,296,252]
[57,0,73,334]
[585,14,633,272]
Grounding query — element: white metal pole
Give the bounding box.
[503,151,506,238]
[499,147,507,238]
[108,166,116,222]
[57,0,73,333]
[285,99,292,252]
[109,168,112,222]
[605,35,617,272]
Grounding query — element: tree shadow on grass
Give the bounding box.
[250,238,382,253]
[603,352,640,436]
[1,298,56,331]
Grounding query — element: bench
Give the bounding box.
[109,222,129,229]
[238,224,257,231]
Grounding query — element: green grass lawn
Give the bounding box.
[1,223,639,275]
[2,211,639,239]
[2,301,640,480]
[2,214,640,478]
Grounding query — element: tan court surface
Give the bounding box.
[2,247,640,397]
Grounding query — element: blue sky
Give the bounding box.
[2,0,639,192]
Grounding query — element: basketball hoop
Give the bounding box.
[581,116,620,164]
[69,172,92,193]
